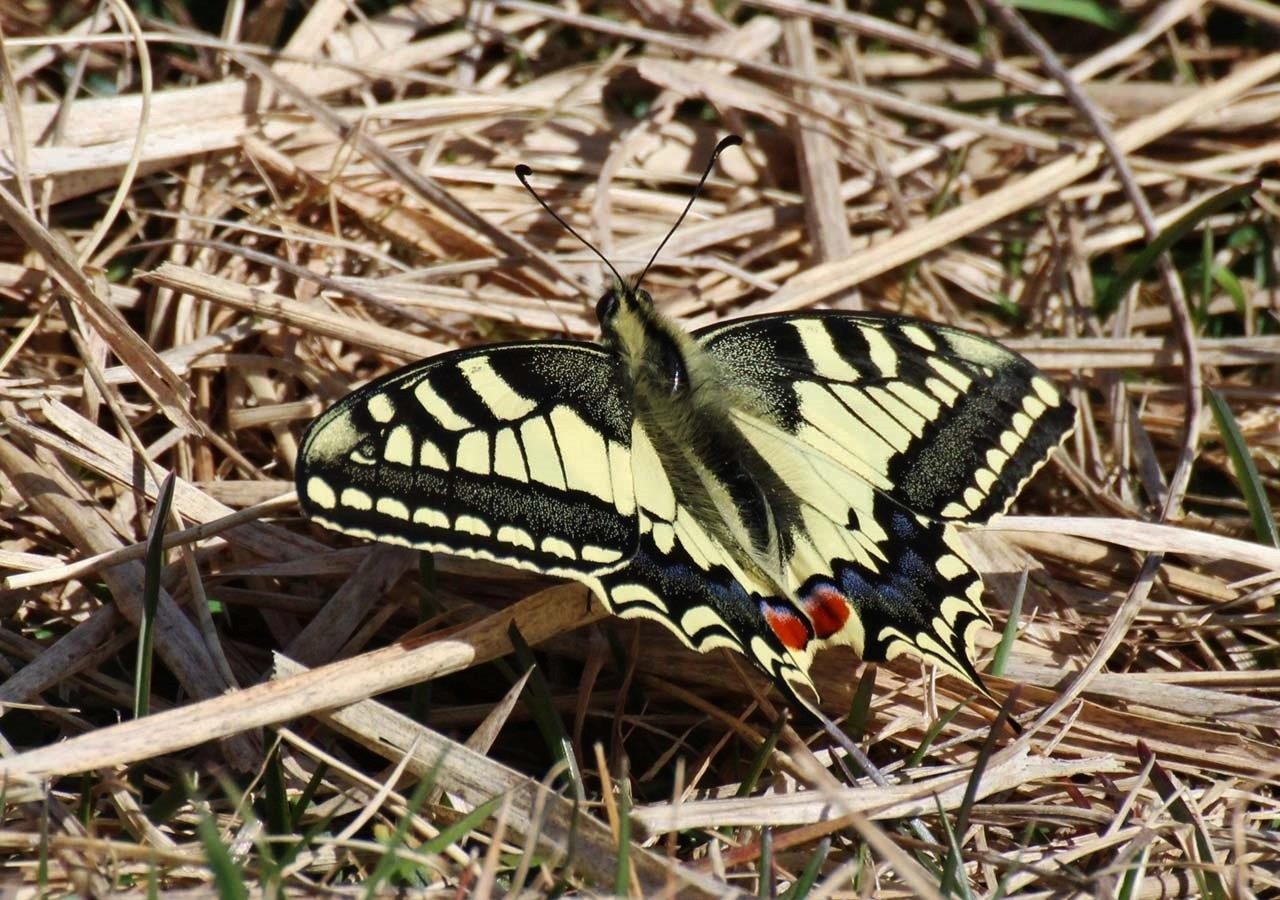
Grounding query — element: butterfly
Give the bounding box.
[296,136,1075,709]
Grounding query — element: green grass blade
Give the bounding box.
[737,712,786,798]
[134,470,176,719]
[363,775,436,896]
[936,795,972,900]
[907,700,970,768]
[758,826,773,897]
[288,760,329,831]
[1207,388,1279,548]
[508,623,585,801]
[1009,0,1126,30]
[196,807,248,900]
[956,692,1014,842]
[1099,180,1258,316]
[1116,841,1152,900]
[1195,225,1213,324]
[989,569,1028,677]
[419,793,503,856]
[77,773,92,827]
[845,665,876,742]
[1137,742,1228,900]
[939,690,1012,899]
[614,757,634,898]
[778,837,829,900]
[37,792,49,894]
[1211,265,1247,317]
[262,740,290,836]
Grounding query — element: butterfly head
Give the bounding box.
[594,282,654,327]
[517,137,742,402]
[595,282,701,402]
[597,283,658,350]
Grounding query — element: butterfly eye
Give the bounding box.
[595,290,620,323]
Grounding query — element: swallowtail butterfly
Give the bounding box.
[296,136,1074,708]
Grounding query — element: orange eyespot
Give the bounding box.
[761,601,810,651]
[799,584,850,640]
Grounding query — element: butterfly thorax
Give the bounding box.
[597,286,799,589]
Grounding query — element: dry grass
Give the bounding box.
[1,0,1279,895]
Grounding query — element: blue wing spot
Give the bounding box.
[888,510,917,540]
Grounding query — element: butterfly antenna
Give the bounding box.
[634,133,742,291]
[515,164,626,289]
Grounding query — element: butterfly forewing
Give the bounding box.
[697,312,1074,523]
[297,342,639,578]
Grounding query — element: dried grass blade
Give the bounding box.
[987,515,1280,569]
[276,655,727,897]
[0,183,197,431]
[143,263,445,361]
[755,53,1280,311]
[0,584,606,778]
[633,749,1121,832]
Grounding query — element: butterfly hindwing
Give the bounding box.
[297,342,639,578]
[725,405,993,685]
[598,528,816,697]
